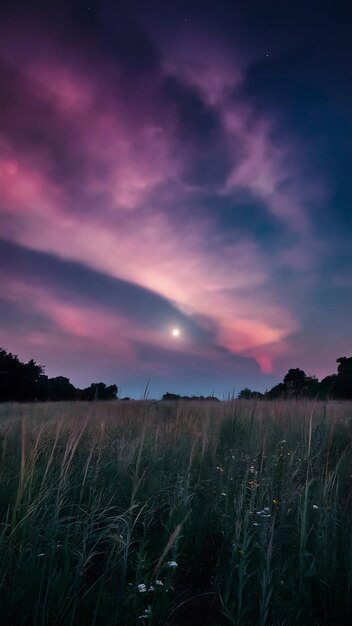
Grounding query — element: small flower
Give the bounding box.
[312,504,319,510]
[167,560,178,568]
[220,492,227,496]
[256,507,271,518]
[155,579,164,586]
[148,585,155,591]
[137,583,147,593]
[138,607,151,620]
[253,522,259,526]
[38,553,45,557]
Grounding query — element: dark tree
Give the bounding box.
[162,392,219,401]
[304,375,320,398]
[283,368,308,396]
[266,382,286,399]
[35,375,77,401]
[267,370,319,399]
[266,357,352,400]
[0,348,44,401]
[335,357,352,399]
[162,392,181,401]
[36,374,50,400]
[105,384,118,400]
[81,382,118,401]
[0,347,119,402]
[319,374,338,399]
[48,377,77,401]
[238,388,264,399]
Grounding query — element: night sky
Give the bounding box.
[1,0,351,398]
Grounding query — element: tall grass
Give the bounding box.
[0,399,351,625]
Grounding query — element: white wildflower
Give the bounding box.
[167,560,178,568]
[137,583,147,593]
[313,504,319,510]
[38,553,45,557]
[139,607,151,619]
[148,585,155,592]
[155,579,164,586]
[256,507,271,518]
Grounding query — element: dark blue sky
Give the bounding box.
[0,0,351,397]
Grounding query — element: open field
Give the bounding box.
[0,400,351,625]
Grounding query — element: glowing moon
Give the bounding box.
[171,328,180,337]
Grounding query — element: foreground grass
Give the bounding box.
[0,399,351,625]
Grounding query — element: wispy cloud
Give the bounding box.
[0,15,336,387]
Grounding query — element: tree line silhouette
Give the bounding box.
[0,347,351,402]
[162,358,351,401]
[0,348,117,402]
[161,392,220,402]
[238,358,352,400]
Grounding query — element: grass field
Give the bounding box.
[0,399,351,625]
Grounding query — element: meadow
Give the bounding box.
[0,399,351,626]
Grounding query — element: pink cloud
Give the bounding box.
[0,28,313,375]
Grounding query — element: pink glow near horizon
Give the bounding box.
[0,30,322,379]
